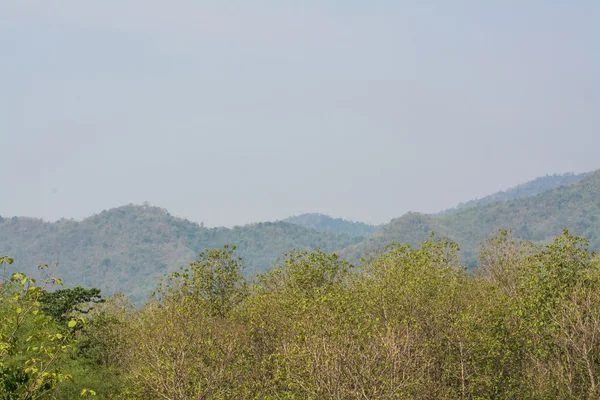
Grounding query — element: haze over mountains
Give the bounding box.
[1,170,596,302]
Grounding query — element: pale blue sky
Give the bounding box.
[1,1,599,227]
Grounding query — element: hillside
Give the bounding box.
[343,169,600,266]
[437,172,588,215]
[2,171,599,302]
[282,213,382,236]
[0,205,361,303]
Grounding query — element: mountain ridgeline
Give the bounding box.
[1,169,598,301]
[0,207,362,303]
[437,172,588,215]
[282,213,383,236]
[343,170,600,266]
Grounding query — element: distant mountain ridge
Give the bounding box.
[342,169,600,267]
[0,205,362,303]
[282,213,382,236]
[2,169,598,302]
[437,172,588,216]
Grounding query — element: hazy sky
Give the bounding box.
[1,1,599,227]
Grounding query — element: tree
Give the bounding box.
[157,245,247,318]
[39,287,104,324]
[113,246,254,399]
[0,256,84,399]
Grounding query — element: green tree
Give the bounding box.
[113,246,254,399]
[157,245,248,318]
[0,256,83,399]
[39,287,104,325]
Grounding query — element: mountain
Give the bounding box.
[342,169,600,266]
[2,170,598,302]
[0,205,362,303]
[437,172,588,215]
[282,213,382,236]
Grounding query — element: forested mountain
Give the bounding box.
[0,205,361,303]
[437,172,588,215]
[3,174,599,397]
[343,169,600,266]
[282,213,382,236]
[2,170,598,302]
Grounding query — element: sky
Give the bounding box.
[1,1,599,227]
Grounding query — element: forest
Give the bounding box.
[1,171,598,304]
[4,0,597,396]
[3,229,600,399]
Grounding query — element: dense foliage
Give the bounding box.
[3,229,600,398]
[0,257,89,399]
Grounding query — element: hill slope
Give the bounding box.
[2,171,598,301]
[437,172,588,215]
[343,170,600,266]
[282,213,382,236]
[0,205,362,303]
